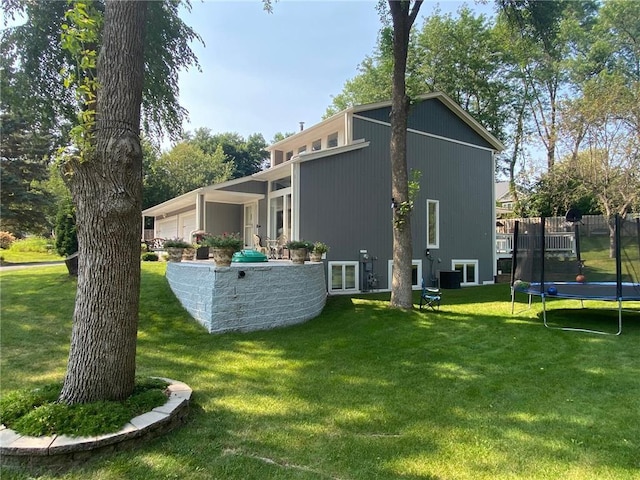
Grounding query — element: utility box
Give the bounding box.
[439,270,462,289]
[232,250,268,263]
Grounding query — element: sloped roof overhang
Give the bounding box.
[142,183,264,218]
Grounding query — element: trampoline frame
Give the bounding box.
[510,281,640,336]
[510,215,640,336]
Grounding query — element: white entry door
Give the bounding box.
[244,203,257,248]
[180,213,196,241]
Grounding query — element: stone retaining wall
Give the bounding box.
[165,260,327,334]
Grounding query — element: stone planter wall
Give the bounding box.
[165,261,326,334]
[0,379,192,472]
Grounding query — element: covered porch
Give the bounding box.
[142,184,265,248]
[142,163,301,253]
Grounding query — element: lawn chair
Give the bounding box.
[252,234,269,256]
[419,278,441,311]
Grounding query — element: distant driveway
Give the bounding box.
[0,261,65,272]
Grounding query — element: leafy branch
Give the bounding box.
[59,0,102,160]
[393,169,421,230]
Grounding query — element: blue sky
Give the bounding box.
[175,0,495,147]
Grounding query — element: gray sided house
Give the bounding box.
[142,92,504,293]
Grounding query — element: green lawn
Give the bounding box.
[1,263,639,479]
[0,249,64,265]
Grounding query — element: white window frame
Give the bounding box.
[427,199,439,249]
[327,132,338,148]
[328,261,359,293]
[387,259,423,290]
[451,259,479,286]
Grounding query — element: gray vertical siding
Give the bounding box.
[299,107,495,288]
[205,202,242,235]
[356,98,495,150]
[299,141,393,279]
[219,180,269,238]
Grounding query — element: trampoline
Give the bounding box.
[510,214,640,335]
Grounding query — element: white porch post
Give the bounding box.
[292,162,300,240]
[196,192,205,231]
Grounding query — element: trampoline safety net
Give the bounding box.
[511,215,640,297]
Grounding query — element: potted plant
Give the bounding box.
[204,232,243,266]
[286,240,312,264]
[163,238,194,262]
[193,231,210,260]
[310,241,329,262]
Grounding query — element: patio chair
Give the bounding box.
[252,234,269,255]
[419,278,441,311]
[147,238,165,252]
[273,234,288,259]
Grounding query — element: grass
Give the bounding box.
[1,263,639,479]
[579,236,640,282]
[0,237,64,264]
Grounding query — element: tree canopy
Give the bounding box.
[327,0,639,219]
[183,128,268,178]
[143,141,233,209]
[1,0,201,143]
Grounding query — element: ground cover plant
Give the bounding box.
[0,377,168,437]
[1,263,638,479]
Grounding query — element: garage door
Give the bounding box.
[156,217,178,239]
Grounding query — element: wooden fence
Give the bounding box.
[497,214,639,237]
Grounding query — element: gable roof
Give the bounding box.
[268,91,505,153]
[353,92,505,151]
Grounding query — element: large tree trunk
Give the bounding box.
[59,1,148,404]
[388,0,422,309]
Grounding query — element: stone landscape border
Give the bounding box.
[0,378,192,472]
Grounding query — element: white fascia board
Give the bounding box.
[267,111,350,151]
[294,139,369,163]
[142,188,205,216]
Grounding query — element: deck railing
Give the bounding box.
[496,232,575,256]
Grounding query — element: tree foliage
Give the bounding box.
[326,7,508,139]
[144,142,233,209]
[0,110,56,236]
[1,0,201,143]
[183,128,268,179]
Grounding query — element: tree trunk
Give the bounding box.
[388,0,422,310]
[59,1,148,404]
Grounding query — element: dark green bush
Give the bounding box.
[141,252,159,261]
[54,198,78,257]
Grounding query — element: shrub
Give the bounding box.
[203,232,243,251]
[286,240,313,250]
[54,199,78,257]
[141,252,159,262]
[163,238,193,248]
[8,236,52,253]
[0,231,16,249]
